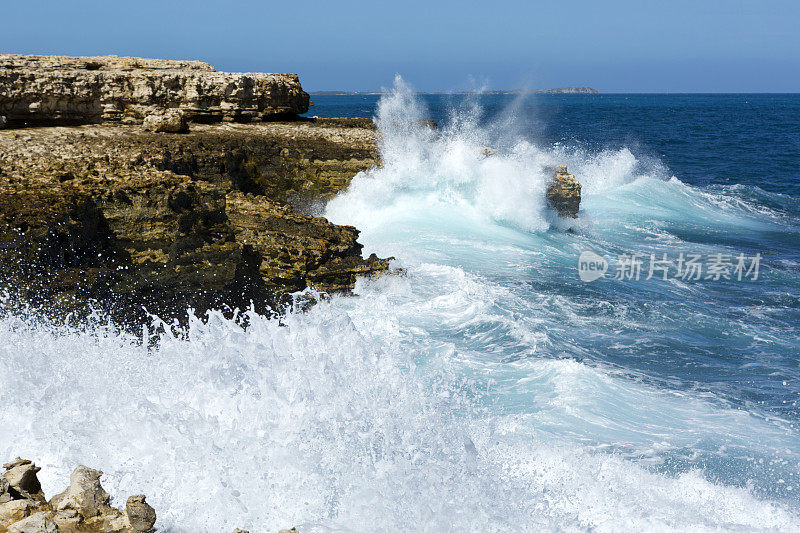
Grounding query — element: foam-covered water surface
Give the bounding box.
[2,82,800,531]
[1,302,798,532]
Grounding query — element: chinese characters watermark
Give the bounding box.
[578,251,761,282]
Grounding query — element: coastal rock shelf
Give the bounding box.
[0,118,387,325]
[0,55,309,125]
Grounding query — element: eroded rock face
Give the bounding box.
[124,496,156,533]
[0,119,387,326]
[0,500,40,529]
[0,54,309,125]
[2,459,45,504]
[227,191,388,294]
[6,511,59,533]
[0,458,156,533]
[142,110,188,133]
[546,165,582,218]
[50,466,111,519]
[1,459,52,530]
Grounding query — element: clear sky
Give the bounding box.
[3,0,799,92]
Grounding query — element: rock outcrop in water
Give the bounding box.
[534,87,598,94]
[0,459,156,533]
[0,55,387,326]
[546,165,582,218]
[0,55,309,125]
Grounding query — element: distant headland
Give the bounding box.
[311,87,599,95]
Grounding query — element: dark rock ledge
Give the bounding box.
[0,55,389,327]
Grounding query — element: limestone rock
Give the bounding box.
[2,459,45,502]
[125,495,156,532]
[226,191,390,295]
[546,165,582,218]
[0,459,48,529]
[49,508,81,530]
[6,511,59,533]
[0,115,6,129]
[1,478,11,504]
[0,119,389,326]
[46,465,149,532]
[0,499,38,528]
[0,459,157,533]
[142,110,188,133]
[80,508,131,533]
[49,466,110,518]
[0,54,309,125]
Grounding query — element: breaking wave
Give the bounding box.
[2,77,799,531]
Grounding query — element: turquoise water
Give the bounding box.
[322,84,800,503]
[316,89,800,417]
[1,83,799,531]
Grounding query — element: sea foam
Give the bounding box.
[1,301,798,532]
[2,78,799,532]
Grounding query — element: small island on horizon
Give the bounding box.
[310,87,599,95]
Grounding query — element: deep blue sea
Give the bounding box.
[311,92,800,195]
[2,85,799,531]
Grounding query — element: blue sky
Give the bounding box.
[3,0,799,92]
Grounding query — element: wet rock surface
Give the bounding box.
[0,119,387,326]
[546,164,582,218]
[0,55,386,326]
[124,498,155,533]
[0,55,309,126]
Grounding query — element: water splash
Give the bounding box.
[1,302,797,532]
[326,76,672,238]
[2,78,800,532]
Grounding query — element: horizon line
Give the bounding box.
[308,90,800,95]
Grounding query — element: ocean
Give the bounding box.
[2,79,799,531]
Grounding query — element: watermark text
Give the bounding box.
[578,251,761,282]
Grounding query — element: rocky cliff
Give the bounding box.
[0,55,309,125]
[0,119,386,325]
[0,55,386,326]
